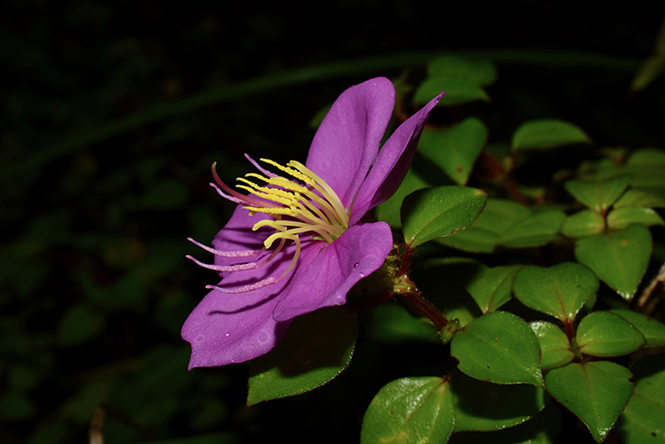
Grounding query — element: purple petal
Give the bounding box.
[272,221,393,322]
[182,240,322,368]
[306,77,395,208]
[349,92,444,225]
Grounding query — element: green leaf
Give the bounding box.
[564,176,631,213]
[401,186,488,247]
[511,119,591,151]
[378,168,430,227]
[451,312,544,387]
[466,265,524,314]
[610,309,665,347]
[498,210,566,248]
[513,262,598,323]
[439,199,532,253]
[613,189,665,209]
[617,354,665,443]
[575,224,652,300]
[428,56,498,86]
[530,321,574,370]
[448,402,562,443]
[561,210,606,238]
[368,304,438,343]
[450,369,548,432]
[607,207,665,230]
[57,304,105,346]
[545,361,633,443]
[361,377,454,444]
[247,307,357,406]
[576,311,645,357]
[418,118,488,185]
[414,76,490,107]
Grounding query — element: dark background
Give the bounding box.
[2,1,665,443]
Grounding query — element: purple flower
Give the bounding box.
[182,77,442,369]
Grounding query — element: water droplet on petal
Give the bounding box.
[225,332,230,337]
[352,262,359,270]
[195,335,204,342]
[259,331,268,343]
[358,272,365,278]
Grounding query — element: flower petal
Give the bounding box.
[306,77,395,208]
[182,241,321,368]
[350,92,444,224]
[272,221,393,322]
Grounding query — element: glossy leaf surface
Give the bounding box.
[576,311,645,357]
[545,361,633,443]
[564,176,630,213]
[530,321,574,370]
[610,309,665,347]
[575,224,652,300]
[451,312,543,387]
[401,186,487,247]
[513,262,598,323]
[498,211,565,248]
[361,377,454,444]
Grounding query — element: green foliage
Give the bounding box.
[511,119,591,151]
[247,307,357,406]
[401,186,487,247]
[544,361,633,442]
[361,377,454,444]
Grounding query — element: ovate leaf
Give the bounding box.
[513,262,598,324]
[575,224,652,300]
[401,186,488,247]
[450,369,548,432]
[560,210,606,238]
[428,56,498,86]
[564,176,631,214]
[466,265,524,314]
[418,118,487,185]
[498,211,565,248]
[530,321,574,370]
[511,119,591,151]
[607,207,664,230]
[576,311,645,357]
[247,307,357,406]
[545,361,633,443]
[451,312,544,387]
[610,309,665,347]
[361,377,454,444]
[414,76,490,107]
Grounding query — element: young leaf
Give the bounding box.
[529,321,574,370]
[610,309,665,347]
[575,224,652,300]
[361,377,454,444]
[576,311,645,357]
[511,119,591,151]
[414,76,490,107]
[466,265,524,314]
[450,311,544,387]
[401,186,487,247]
[606,207,665,230]
[439,199,531,253]
[498,210,566,248]
[418,118,487,185]
[560,210,606,238]
[545,361,633,443]
[564,175,631,214]
[616,354,665,443]
[450,369,548,432]
[513,262,598,324]
[247,307,357,406]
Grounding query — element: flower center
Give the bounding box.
[188,155,349,294]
